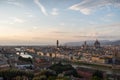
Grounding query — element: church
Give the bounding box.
[94,39,101,48]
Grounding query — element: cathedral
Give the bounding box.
[94,39,101,48]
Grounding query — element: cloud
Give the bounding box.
[14,17,25,23]
[33,26,38,30]
[69,0,120,15]
[51,8,59,16]
[0,17,26,24]
[7,1,24,8]
[25,12,35,18]
[99,13,115,22]
[79,8,91,15]
[34,0,48,16]
[52,31,69,34]
[60,23,65,26]
[9,17,25,24]
[79,32,99,38]
[106,13,115,17]
[97,23,120,28]
[74,35,119,39]
[74,36,93,38]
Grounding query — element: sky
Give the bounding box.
[0,0,120,45]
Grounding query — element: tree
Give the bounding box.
[0,69,33,80]
[56,76,70,80]
[49,63,80,78]
[48,76,56,80]
[92,70,103,80]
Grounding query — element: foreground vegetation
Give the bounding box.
[0,69,33,80]
[0,63,104,80]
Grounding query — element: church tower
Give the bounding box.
[57,40,59,48]
[83,41,87,49]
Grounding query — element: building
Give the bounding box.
[57,40,59,48]
[16,52,33,59]
[0,54,9,69]
[94,39,101,48]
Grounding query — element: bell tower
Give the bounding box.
[57,40,59,48]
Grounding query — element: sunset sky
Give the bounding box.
[0,0,120,45]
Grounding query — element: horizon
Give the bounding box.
[0,39,119,46]
[0,0,120,45]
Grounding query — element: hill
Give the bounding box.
[64,40,120,46]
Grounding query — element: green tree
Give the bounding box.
[0,69,33,80]
[49,63,80,78]
[48,76,56,80]
[92,70,103,80]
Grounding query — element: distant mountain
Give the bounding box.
[109,40,120,45]
[64,40,120,46]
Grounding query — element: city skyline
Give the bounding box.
[0,0,120,45]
